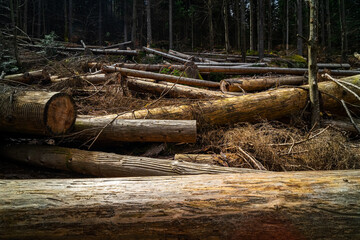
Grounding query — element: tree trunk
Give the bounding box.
[241,0,246,61]
[125,76,232,99]
[286,0,289,54]
[320,0,325,47]
[74,116,197,143]
[1,170,359,239]
[249,0,256,51]
[0,87,76,135]
[64,0,68,41]
[37,0,41,37]
[86,75,360,126]
[131,0,137,48]
[322,119,360,134]
[258,0,264,60]
[325,0,331,49]
[0,145,255,178]
[220,76,306,92]
[102,65,220,88]
[9,0,20,66]
[236,0,241,50]
[123,0,128,41]
[267,0,272,51]
[99,1,102,45]
[208,0,214,50]
[4,70,49,84]
[297,0,303,55]
[338,0,347,61]
[143,46,189,63]
[23,0,28,33]
[174,153,221,164]
[169,0,173,49]
[146,0,152,47]
[308,0,320,127]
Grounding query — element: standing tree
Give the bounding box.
[308,0,320,127]
[267,0,272,51]
[223,0,230,53]
[99,0,102,45]
[297,0,303,55]
[68,0,73,41]
[206,0,214,50]
[338,0,347,61]
[249,0,256,51]
[258,0,264,60]
[131,0,137,48]
[146,0,152,47]
[325,0,331,49]
[169,0,173,49]
[240,0,246,61]
[9,0,20,66]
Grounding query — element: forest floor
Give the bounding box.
[1,45,360,179]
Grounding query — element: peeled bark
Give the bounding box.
[143,47,189,63]
[102,65,220,88]
[4,70,49,84]
[220,76,306,92]
[0,87,76,135]
[74,117,196,143]
[126,77,232,99]
[0,170,359,239]
[0,145,256,178]
[81,75,360,126]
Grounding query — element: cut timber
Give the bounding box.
[0,86,76,135]
[168,49,217,63]
[317,63,350,69]
[21,44,139,55]
[74,118,196,143]
[102,65,220,88]
[143,46,189,63]
[0,145,256,177]
[322,119,360,133]
[126,77,232,99]
[220,76,306,92]
[0,170,359,239]
[81,75,360,125]
[51,74,108,84]
[4,70,49,84]
[103,40,132,49]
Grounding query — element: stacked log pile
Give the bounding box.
[1,46,360,239]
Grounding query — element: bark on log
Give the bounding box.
[103,40,132,49]
[0,170,359,239]
[126,77,232,99]
[74,117,196,143]
[317,63,350,69]
[102,65,220,88]
[143,46,190,63]
[0,87,76,135]
[168,49,217,63]
[0,145,255,177]
[4,70,50,84]
[51,74,108,84]
[174,153,222,164]
[79,75,360,125]
[322,119,360,133]
[220,76,306,92]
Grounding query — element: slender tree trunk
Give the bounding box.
[42,0,45,35]
[249,0,255,51]
[64,0,68,41]
[240,0,246,61]
[267,0,272,51]
[23,0,28,33]
[146,0,152,47]
[99,1,102,45]
[308,0,320,127]
[325,0,331,49]
[286,0,289,54]
[236,0,241,50]
[37,0,41,37]
[169,0,173,49]
[131,0,137,47]
[31,0,35,36]
[68,0,73,40]
[9,0,20,66]
[258,0,264,60]
[297,0,303,55]
[208,0,214,50]
[338,0,347,61]
[123,0,128,41]
[223,0,230,53]
[320,0,325,47]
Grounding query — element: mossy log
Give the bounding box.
[220,76,306,92]
[0,145,255,177]
[74,118,196,143]
[4,70,49,84]
[0,170,359,239]
[126,77,232,99]
[78,75,360,125]
[102,65,220,88]
[0,87,76,135]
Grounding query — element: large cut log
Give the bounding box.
[3,70,50,84]
[21,44,139,55]
[143,46,190,63]
[0,170,359,239]
[0,86,76,135]
[0,145,255,177]
[74,117,196,143]
[220,76,306,92]
[126,77,232,99]
[198,66,360,76]
[78,75,360,125]
[102,65,220,88]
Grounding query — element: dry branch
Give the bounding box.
[0,170,359,239]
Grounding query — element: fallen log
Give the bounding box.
[51,74,108,84]
[0,145,255,178]
[220,76,306,92]
[21,44,139,55]
[74,117,196,143]
[80,75,360,125]
[322,119,360,133]
[168,49,217,63]
[3,70,50,84]
[198,66,360,76]
[174,153,221,164]
[126,77,232,99]
[103,40,132,49]
[317,63,351,69]
[143,47,190,63]
[1,170,359,239]
[0,86,76,135]
[102,65,220,88]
